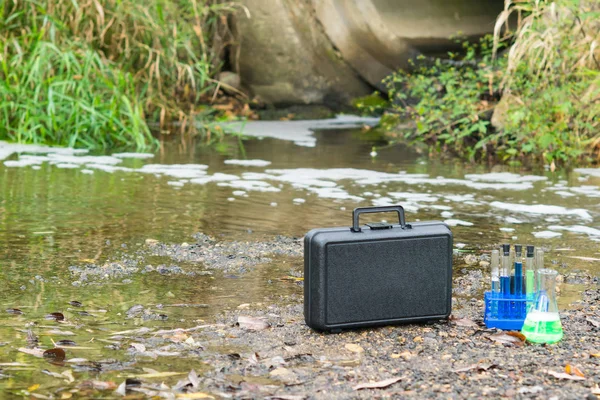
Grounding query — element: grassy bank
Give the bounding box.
[379,0,600,165]
[0,0,238,149]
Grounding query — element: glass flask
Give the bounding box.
[521,268,563,344]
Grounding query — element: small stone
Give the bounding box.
[464,254,478,265]
[479,260,490,268]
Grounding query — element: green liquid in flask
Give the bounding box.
[521,310,563,344]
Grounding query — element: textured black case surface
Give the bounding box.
[304,206,453,331]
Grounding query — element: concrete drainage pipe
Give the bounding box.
[233,0,504,106]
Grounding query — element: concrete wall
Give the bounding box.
[234,0,504,106]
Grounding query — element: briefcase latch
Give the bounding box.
[365,222,393,230]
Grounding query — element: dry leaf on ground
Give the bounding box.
[450,315,478,327]
[237,316,270,330]
[353,376,402,390]
[586,317,600,328]
[547,370,585,381]
[565,364,585,377]
[176,393,214,399]
[488,331,525,346]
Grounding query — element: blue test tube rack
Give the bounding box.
[484,291,531,330]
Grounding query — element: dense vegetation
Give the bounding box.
[380,0,600,165]
[0,0,238,149]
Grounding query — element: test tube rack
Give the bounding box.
[484,291,532,330]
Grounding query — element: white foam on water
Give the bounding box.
[227,197,235,201]
[55,163,80,169]
[464,172,547,183]
[555,191,576,197]
[167,181,185,187]
[575,168,600,178]
[569,186,600,198]
[81,169,94,175]
[293,198,306,204]
[500,227,515,232]
[4,159,42,167]
[306,187,364,201]
[429,205,453,211]
[533,231,562,238]
[139,164,208,179]
[441,211,454,218]
[218,180,280,192]
[112,152,155,159]
[224,159,272,167]
[547,225,600,238]
[223,115,380,147]
[232,190,247,196]
[455,243,467,249]
[372,197,394,207]
[270,202,278,207]
[85,163,133,173]
[490,201,592,220]
[32,165,41,170]
[445,194,475,202]
[388,192,438,202]
[189,173,238,185]
[505,217,524,224]
[444,219,474,227]
[47,154,122,165]
[0,141,88,161]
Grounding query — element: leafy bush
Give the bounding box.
[383,0,600,164]
[0,0,239,149]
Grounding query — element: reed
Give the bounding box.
[0,0,239,149]
[381,0,600,164]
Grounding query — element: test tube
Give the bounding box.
[490,250,500,318]
[525,245,535,296]
[514,244,523,297]
[535,248,544,292]
[501,244,511,317]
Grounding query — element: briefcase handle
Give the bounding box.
[351,206,409,232]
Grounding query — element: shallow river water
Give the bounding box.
[0,115,599,395]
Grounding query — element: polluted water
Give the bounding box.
[521,259,564,344]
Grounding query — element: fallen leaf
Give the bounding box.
[450,315,478,327]
[62,370,75,383]
[454,363,497,373]
[30,394,51,400]
[176,393,214,399]
[69,301,82,307]
[353,376,402,390]
[265,396,307,400]
[237,316,269,330]
[591,353,600,358]
[547,370,585,381]
[565,364,585,377]
[43,348,66,362]
[18,348,45,358]
[61,393,73,399]
[28,384,40,391]
[488,331,525,346]
[345,343,364,353]
[6,308,23,315]
[84,380,117,390]
[189,369,199,388]
[45,330,75,336]
[115,381,126,396]
[45,313,65,322]
[41,369,64,379]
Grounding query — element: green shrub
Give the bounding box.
[0,0,239,149]
[382,0,600,164]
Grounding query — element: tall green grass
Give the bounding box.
[380,0,600,165]
[0,0,239,150]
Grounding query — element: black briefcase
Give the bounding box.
[304,205,453,331]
